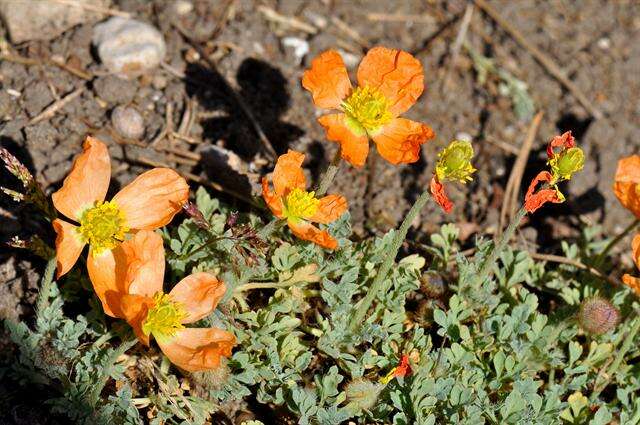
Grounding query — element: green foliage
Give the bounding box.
[3,188,640,424]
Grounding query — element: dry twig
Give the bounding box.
[442,3,474,91]
[49,0,131,18]
[366,13,436,24]
[28,87,84,125]
[474,0,604,120]
[528,252,621,288]
[258,5,317,34]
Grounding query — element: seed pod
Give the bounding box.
[189,358,231,398]
[420,271,446,298]
[344,378,382,412]
[578,297,620,335]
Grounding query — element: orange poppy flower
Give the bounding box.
[106,230,236,372]
[614,155,640,218]
[51,136,189,316]
[262,150,347,249]
[524,171,564,213]
[622,233,640,296]
[302,47,435,167]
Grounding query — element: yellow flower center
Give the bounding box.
[142,293,187,342]
[342,86,392,134]
[435,140,476,184]
[78,200,128,254]
[283,188,319,221]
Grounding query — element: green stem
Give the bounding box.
[349,189,432,332]
[258,218,285,239]
[90,337,137,406]
[594,219,640,267]
[316,149,342,197]
[36,258,57,314]
[477,206,527,283]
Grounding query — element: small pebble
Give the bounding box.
[111,106,145,140]
[93,17,166,77]
[597,37,611,50]
[455,132,473,142]
[283,37,309,63]
[174,0,193,15]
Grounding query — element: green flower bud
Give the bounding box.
[435,140,476,184]
[578,297,620,335]
[550,147,585,182]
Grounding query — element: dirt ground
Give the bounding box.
[1,0,639,422]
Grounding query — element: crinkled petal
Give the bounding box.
[631,233,640,271]
[372,118,434,165]
[614,155,640,218]
[622,274,640,296]
[52,136,111,221]
[287,219,338,250]
[157,327,236,372]
[120,294,154,346]
[262,177,284,218]
[169,273,226,324]
[112,168,189,230]
[302,50,352,109]
[318,113,369,167]
[87,247,128,318]
[524,171,563,213]
[272,150,306,197]
[546,131,575,159]
[120,230,165,298]
[309,195,348,224]
[430,176,453,213]
[356,47,424,117]
[52,219,86,278]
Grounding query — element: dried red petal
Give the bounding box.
[393,355,411,378]
[524,171,563,213]
[546,131,575,159]
[430,176,453,213]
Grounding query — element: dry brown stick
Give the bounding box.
[49,0,131,18]
[485,135,519,155]
[442,3,474,91]
[330,16,371,50]
[528,252,621,288]
[28,87,83,125]
[499,111,543,230]
[258,5,317,34]
[474,0,603,120]
[171,132,201,145]
[366,13,436,24]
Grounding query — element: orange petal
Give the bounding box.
[120,293,154,346]
[120,230,165,298]
[614,155,640,218]
[631,233,640,271]
[262,177,284,218]
[310,194,348,224]
[546,131,575,159]
[169,273,226,324]
[52,219,86,278]
[430,176,453,213]
[112,168,189,230]
[318,113,369,167]
[356,47,424,117]
[524,171,563,213]
[87,247,128,318]
[287,219,338,250]
[622,274,640,297]
[302,50,352,109]
[372,118,434,165]
[157,327,236,372]
[272,150,306,197]
[52,136,111,221]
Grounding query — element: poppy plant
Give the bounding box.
[52,136,189,315]
[106,230,236,372]
[302,47,435,167]
[262,150,347,249]
[429,140,476,213]
[613,155,640,218]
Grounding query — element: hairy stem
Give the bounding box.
[476,206,527,283]
[316,149,342,197]
[349,189,432,332]
[36,258,57,314]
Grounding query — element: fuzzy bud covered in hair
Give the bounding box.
[578,297,620,335]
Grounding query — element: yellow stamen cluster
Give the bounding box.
[435,140,476,184]
[342,86,392,134]
[142,293,187,342]
[548,147,584,183]
[78,200,128,254]
[283,188,319,221]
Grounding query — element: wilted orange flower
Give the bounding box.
[622,233,640,296]
[262,150,347,249]
[302,47,435,167]
[380,354,412,384]
[524,171,564,213]
[614,155,640,218]
[52,136,189,316]
[106,230,236,372]
[429,140,476,213]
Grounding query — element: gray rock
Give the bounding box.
[92,17,166,77]
[111,105,145,140]
[0,0,109,43]
[93,75,137,104]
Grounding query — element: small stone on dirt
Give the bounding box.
[111,105,145,140]
[93,75,137,104]
[92,17,166,78]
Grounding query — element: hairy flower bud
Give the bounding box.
[344,378,383,413]
[420,271,446,298]
[189,358,231,398]
[435,140,476,184]
[578,297,620,335]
